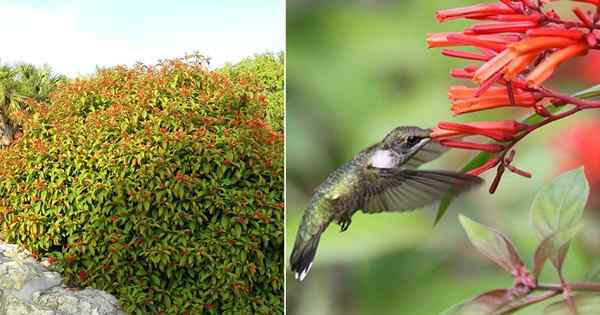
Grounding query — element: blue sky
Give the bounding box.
[0,1,284,77]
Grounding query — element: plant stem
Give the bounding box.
[536,282,600,292]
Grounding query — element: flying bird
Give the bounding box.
[290,126,483,281]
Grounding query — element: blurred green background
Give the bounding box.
[286,0,600,314]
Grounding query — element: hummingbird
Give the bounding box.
[290,126,483,281]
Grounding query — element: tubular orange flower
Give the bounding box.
[450,68,475,79]
[448,85,533,100]
[436,3,515,22]
[434,120,528,141]
[526,27,585,40]
[427,0,600,194]
[449,85,514,99]
[448,34,510,51]
[474,12,542,22]
[429,128,462,139]
[503,51,539,80]
[472,49,516,82]
[427,33,508,51]
[426,32,461,48]
[439,139,505,152]
[509,36,578,54]
[451,93,537,115]
[473,36,584,83]
[526,42,589,87]
[464,21,538,35]
[442,49,491,61]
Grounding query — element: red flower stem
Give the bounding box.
[536,282,600,292]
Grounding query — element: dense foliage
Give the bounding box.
[219,53,284,132]
[0,54,284,314]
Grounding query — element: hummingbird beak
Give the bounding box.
[411,137,431,153]
[403,137,432,161]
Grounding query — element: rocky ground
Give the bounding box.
[0,241,125,315]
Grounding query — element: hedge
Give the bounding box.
[0,54,284,315]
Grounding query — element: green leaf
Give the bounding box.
[530,168,588,239]
[530,167,588,271]
[459,215,522,274]
[571,84,600,100]
[435,83,600,223]
[545,294,600,315]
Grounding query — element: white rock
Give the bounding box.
[0,240,125,315]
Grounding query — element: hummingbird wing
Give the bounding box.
[404,141,449,169]
[362,170,482,213]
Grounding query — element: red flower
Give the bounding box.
[464,21,538,35]
[526,42,589,87]
[436,3,514,22]
[438,139,505,153]
[432,120,528,141]
[448,85,537,114]
[431,2,596,91]
[427,0,600,190]
[79,271,88,281]
[526,27,585,40]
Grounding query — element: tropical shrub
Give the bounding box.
[0,54,284,314]
[218,52,284,131]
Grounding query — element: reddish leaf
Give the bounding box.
[441,288,556,315]
[532,227,578,279]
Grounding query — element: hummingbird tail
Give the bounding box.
[290,229,324,281]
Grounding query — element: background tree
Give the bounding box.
[0,63,66,146]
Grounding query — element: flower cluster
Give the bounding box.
[427,0,600,192]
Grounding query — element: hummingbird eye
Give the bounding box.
[406,136,420,146]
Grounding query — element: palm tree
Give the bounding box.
[0,63,65,146]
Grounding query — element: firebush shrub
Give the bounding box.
[218,53,284,132]
[0,54,284,314]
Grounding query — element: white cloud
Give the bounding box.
[0,5,142,77]
[0,4,282,77]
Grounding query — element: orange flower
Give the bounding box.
[451,95,537,115]
[448,85,537,115]
[438,139,505,153]
[503,51,539,80]
[436,3,514,22]
[526,27,584,40]
[509,36,578,54]
[432,120,528,141]
[464,21,538,35]
[449,85,512,99]
[473,36,585,84]
[426,33,508,51]
[526,42,589,87]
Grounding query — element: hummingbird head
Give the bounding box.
[380,126,432,161]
